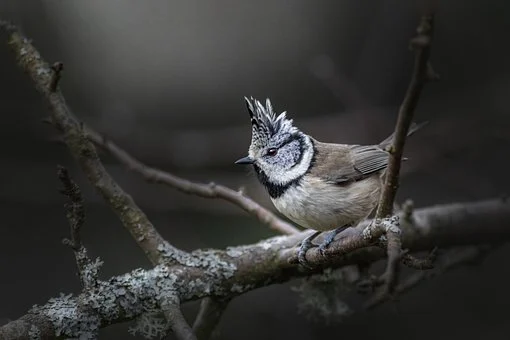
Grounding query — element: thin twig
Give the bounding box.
[192,297,230,340]
[374,13,436,297]
[57,165,85,251]
[86,130,299,235]
[0,21,175,266]
[49,61,63,92]
[161,300,198,340]
[57,165,102,289]
[401,247,437,269]
[376,14,436,216]
[364,245,493,309]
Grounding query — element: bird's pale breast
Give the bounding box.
[271,174,382,231]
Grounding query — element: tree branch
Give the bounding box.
[86,130,299,236]
[0,20,179,266]
[0,198,508,339]
[374,12,437,297]
[57,165,103,290]
[192,297,230,340]
[364,245,494,309]
[0,13,505,340]
[160,299,197,340]
[376,14,436,218]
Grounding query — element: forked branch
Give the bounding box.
[87,130,299,235]
[0,198,508,339]
[0,20,178,266]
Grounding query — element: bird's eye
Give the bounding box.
[267,148,278,157]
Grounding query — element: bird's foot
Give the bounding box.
[318,224,352,256]
[297,231,321,269]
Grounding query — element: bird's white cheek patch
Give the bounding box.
[271,139,314,185]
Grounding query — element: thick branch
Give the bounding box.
[0,21,175,266]
[87,130,299,235]
[1,198,509,339]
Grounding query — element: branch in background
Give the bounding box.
[86,129,299,236]
[160,300,197,340]
[0,198,508,339]
[374,12,437,298]
[192,297,230,340]
[49,61,63,92]
[0,20,179,266]
[57,165,85,252]
[364,245,495,309]
[57,165,103,289]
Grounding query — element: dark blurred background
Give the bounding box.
[1,0,510,339]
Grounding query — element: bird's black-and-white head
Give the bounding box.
[235,97,315,198]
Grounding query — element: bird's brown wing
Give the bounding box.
[312,141,389,184]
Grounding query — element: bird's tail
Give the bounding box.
[378,121,428,150]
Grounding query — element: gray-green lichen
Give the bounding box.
[28,264,183,339]
[256,235,288,250]
[28,324,41,340]
[225,247,243,258]
[158,241,239,298]
[26,243,242,339]
[30,293,100,339]
[362,215,400,240]
[75,247,103,288]
[291,268,352,324]
[128,309,169,339]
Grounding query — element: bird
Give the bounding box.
[235,97,424,267]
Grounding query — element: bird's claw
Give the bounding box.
[318,242,329,257]
[297,239,316,269]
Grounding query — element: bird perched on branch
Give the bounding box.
[235,97,423,267]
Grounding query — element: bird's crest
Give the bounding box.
[244,96,297,149]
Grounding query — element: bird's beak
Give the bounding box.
[235,156,254,165]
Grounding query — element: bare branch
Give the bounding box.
[86,129,299,235]
[0,198,508,339]
[364,245,494,309]
[401,247,437,270]
[160,300,197,340]
[57,165,85,251]
[57,165,103,289]
[49,61,63,92]
[0,21,177,266]
[192,297,230,340]
[374,13,436,297]
[377,13,435,216]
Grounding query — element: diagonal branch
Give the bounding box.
[374,12,437,298]
[364,245,494,309]
[376,13,437,218]
[192,297,230,340]
[160,299,198,340]
[86,129,299,235]
[0,20,175,266]
[57,165,85,252]
[57,165,103,289]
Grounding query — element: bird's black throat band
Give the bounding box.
[253,137,317,199]
[252,164,302,199]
